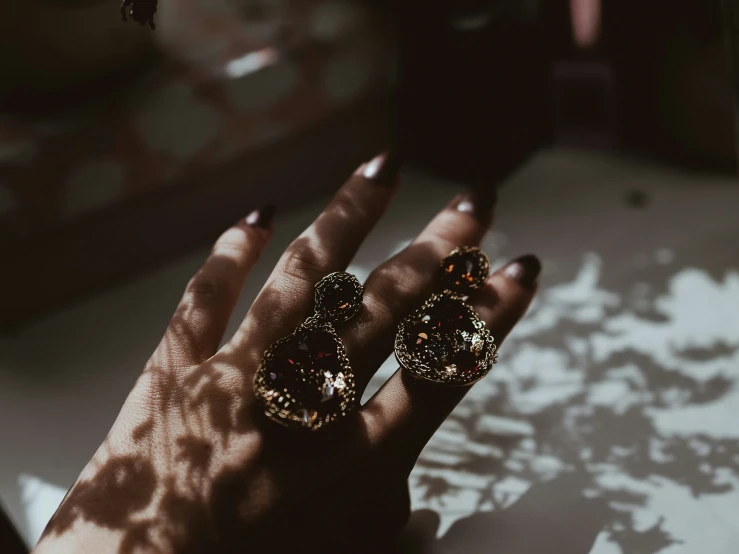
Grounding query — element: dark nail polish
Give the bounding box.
[245,204,276,228]
[501,254,541,289]
[362,151,401,187]
[454,187,498,221]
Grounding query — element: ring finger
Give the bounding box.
[362,254,541,469]
[343,187,498,391]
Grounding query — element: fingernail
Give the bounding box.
[570,0,601,48]
[361,151,401,187]
[353,162,367,176]
[501,254,541,289]
[245,204,276,228]
[453,187,498,222]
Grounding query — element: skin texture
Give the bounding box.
[31,155,538,554]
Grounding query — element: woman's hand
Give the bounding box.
[32,154,539,554]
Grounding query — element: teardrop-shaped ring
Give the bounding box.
[253,272,363,431]
[395,247,498,386]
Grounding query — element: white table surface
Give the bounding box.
[2,149,739,553]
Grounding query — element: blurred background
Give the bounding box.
[2,1,739,553]
[0,0,735,328]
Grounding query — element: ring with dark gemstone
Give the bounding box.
[395,247,498,386]
[254,272,363,431]
[439,246,491,294]
[314,272,363,322]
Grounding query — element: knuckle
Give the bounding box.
[331,189,371,222]
[213,227,258,262]
[184,274,235,307]
[434,221,461,244]
[279,245,329,286]
[368,263,424,313]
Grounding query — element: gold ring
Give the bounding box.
[395,247,498,386]
[254,272,363,431]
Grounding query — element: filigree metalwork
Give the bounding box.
[254,272,362,431]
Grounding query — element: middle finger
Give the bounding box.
[226,153,401,361]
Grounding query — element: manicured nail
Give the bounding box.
[361,151,401,187]
[454,187,498,221]
[353,162,368,176]
[245,204,276,228]
[501,254,541,289]
[570,0,601,48]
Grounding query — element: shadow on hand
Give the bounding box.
[37,238,422,554]
[396,473,609,554]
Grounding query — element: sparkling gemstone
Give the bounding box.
[322,283,354,317]
[294,330,341,372]
[401,292,490,380]
[264,328,345,408]
[297,408,317,426]
[418,342,451,367]
[266,352,303,392]
[404,320,435,349]
[333,373,346,391]
[315,273,362,322]
[271,336,310,370]
[403,320,453,367]
[440,248,488,292]
[453,349,481,376]
[318,396,340,416]
[321,373,335,402]
[424,296,476,333]
[316,373,345,415]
